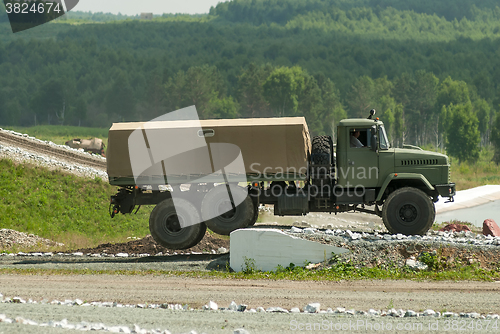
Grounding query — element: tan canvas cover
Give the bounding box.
[106,117,311,182]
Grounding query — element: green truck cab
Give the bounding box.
[108,110,455,249]
[333,114,455,235]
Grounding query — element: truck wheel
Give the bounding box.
[382,187,435,235]
[311,136,331,165]
[248,201,259,226]
[201,185,254,235]
[149,198,206,250]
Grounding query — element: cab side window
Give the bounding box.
[350,128,369,148]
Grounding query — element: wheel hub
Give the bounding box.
[399,204,418,223]
[218,200,236,220]
[164,214,183,233]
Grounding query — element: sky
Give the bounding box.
[72,0,231,16]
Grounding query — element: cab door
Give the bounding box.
[344,127,379,188]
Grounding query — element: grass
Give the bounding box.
[450,147,500,190]
[420,145,500,191]
[0,258,498,282]
[0,159,150,251]
[1,125,109,146]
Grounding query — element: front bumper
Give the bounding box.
[435,183,456,199]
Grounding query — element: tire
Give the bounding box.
[248,201,259,226]
[382,187,435,235]
[311,135,332,165]
[201,185,255,235]
[149,198,207,250]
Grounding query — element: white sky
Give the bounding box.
[72,0,231,16]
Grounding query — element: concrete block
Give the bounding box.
[230,229,348,272]
[483,219,500,237]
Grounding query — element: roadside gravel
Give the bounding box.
[0,229,63,249]
[286,227,500,270]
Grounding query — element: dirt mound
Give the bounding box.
[73,232,230,255]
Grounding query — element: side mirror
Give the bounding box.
[368,109,376,120]
[371,126,378,152]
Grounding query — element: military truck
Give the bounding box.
[107,110,455,249]
[65,138,105,156]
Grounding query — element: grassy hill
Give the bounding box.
[0,159,151,251]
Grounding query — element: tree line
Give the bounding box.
[210,0,500,25]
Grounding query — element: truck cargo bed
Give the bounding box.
[107,117,311,186]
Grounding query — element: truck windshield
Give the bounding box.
[380,126,390,149]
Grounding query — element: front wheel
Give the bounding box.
[149,198,206,250]
[382,187,435,235]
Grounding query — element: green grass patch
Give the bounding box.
[0,261,498,282]
[421,145,500,191]
[2,125,109,146]
[450,147,500,190]
[0,159,150,250]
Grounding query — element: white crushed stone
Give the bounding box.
[3,292,488,329]
[287,226,500,247]
[0,229,63,249]
[303,303,320,313]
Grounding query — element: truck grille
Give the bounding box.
[401,159,439,166]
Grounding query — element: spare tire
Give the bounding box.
[311,135,332,165]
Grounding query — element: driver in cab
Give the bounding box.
[350,130,364,148]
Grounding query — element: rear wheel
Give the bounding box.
[248,201,259,226]
[382,187,435,235]
[149,198,206,250]
[201,185,254,235]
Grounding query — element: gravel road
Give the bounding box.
[2,273,500,312]
[1,274,500,334]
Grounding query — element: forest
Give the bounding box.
[1,0,500,162]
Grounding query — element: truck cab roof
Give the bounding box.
[339,119,384,127]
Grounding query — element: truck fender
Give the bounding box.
[376,173,435,201]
